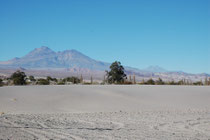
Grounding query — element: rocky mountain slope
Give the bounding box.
[0,46,110,70]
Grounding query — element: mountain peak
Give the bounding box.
[24,46,55,58]
[41,46,49,49]
[35,46,52,51]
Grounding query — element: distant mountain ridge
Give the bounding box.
[0,46,209,81]
[0,46,110,70]
[0,46,169,73]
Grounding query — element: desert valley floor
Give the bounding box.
[0,85,210,139]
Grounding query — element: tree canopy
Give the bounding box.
[10,70,26,85]
[0,78,3,86]
[29,75,36,82]
[106,61,127,84]
[37,78,50,85]
[62,76,80,84]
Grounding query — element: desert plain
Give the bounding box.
[0,85,210,139]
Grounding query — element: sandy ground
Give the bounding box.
[0,85,210,139]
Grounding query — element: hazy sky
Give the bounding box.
[0,0,209,73]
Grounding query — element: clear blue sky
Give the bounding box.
[0,0,209,73]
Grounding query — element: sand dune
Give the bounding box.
[0,85,210,139]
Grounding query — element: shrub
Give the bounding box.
[57,81,65,85]
[0,78,3,86]
[37,78,49,85]
[52,78,57,82]
[63,77,80,84]
[47,76,53,81]
[10,71,26,85]
[29,75,36,82]
[177,80,184,85]
[146,79,155,85]
[156,78,165,85]
[168,80,177,85]
[83,82,92,85]
[193,81,203,85]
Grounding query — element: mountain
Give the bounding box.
[0,46,110,70]
[0,46,209,81]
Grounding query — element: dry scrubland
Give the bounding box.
[0,85,210,139]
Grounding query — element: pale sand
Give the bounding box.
[0,85,210,139]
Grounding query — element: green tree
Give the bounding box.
[146,79,155,85]
[57,80,65,85]
[106,61,127,84]
[47,76,57,82]
[168,80,177,85]
[193,81,203,85]
[29,75,36,82]
[63,77,80,84]
[37,78,49,85]
[47,76,53,81]
[10,70,26,85]
[0,78,3,86]
[156,78,165,85]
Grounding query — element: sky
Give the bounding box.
[0,0,209,74]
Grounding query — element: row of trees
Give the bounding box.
[4,71,83,85]
[0,70,93,86]
[105,61,210,85]
[0,61,209,86]
[139,78,209,85]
